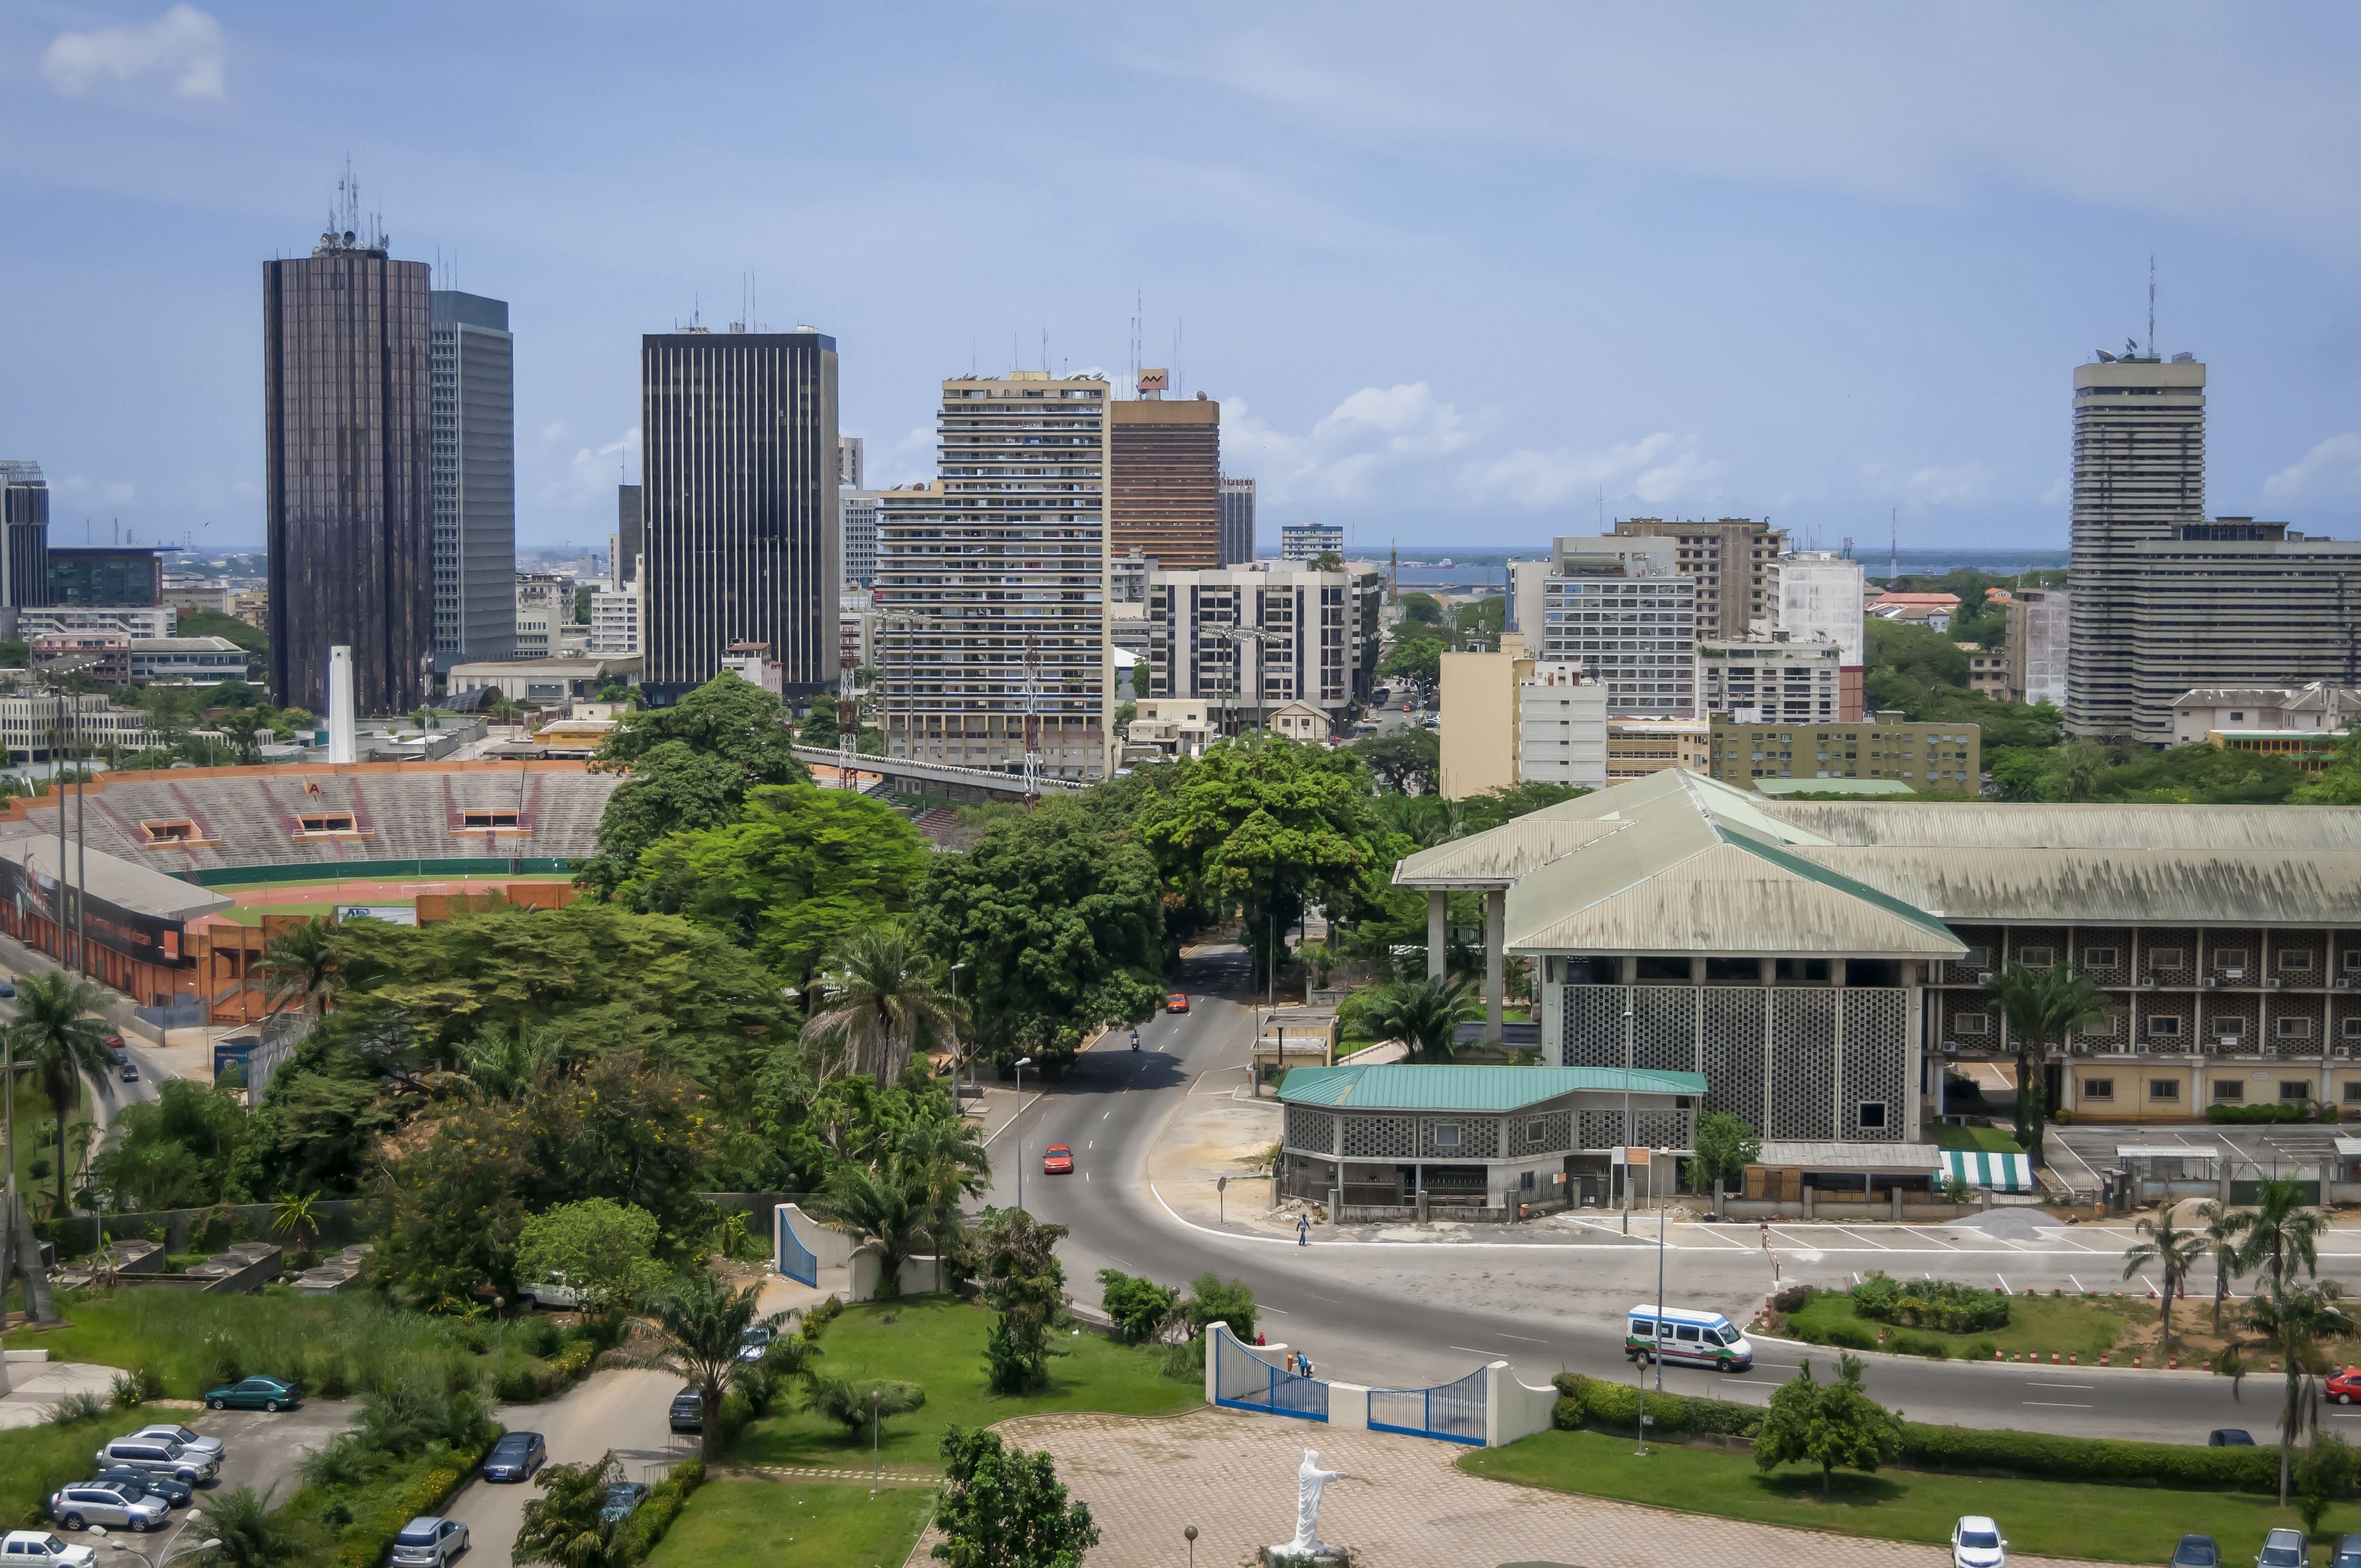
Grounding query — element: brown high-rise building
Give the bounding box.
[1611,516,1788,640]
[1110,391,1220,571]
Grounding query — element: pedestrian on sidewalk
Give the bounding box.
[1297,1214,1310,1247]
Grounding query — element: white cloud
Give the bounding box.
[42,5,226,102]
[57,474,138,506]
[2263,434,2361,503]
[536,424,638,509]
[1902,462,1991,508]
[1462,433,1724,511]
[2039,475,2070,508]
[1225,382,1476,509]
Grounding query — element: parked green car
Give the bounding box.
[201,1376,301,1412]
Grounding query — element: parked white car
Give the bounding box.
[48,1484,168,1534]
[127,1424,225,1466]
[2,1532,97,1568]
[92,1437,216,1487]
[1952,1516,2006,1568]
[518,1273,583,1310]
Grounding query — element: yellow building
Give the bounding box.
[1708,711,1980,791]
[2208,729,2341,779]
[1605,718,1709,783]
[1439,643,1532,799]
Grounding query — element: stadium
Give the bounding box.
[0,759,619,1030]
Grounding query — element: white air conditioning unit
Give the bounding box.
[2338,978,2355,991]
[2201,977,2218,989]
[2266,978,2283,991]
[2335,1046,2353,1060]
[1977,971,1995,984]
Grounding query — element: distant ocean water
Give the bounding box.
[1309,544,2069,588]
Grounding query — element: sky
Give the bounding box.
[3,4,2360,556]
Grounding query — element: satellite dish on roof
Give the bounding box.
[2095,350,2117,362]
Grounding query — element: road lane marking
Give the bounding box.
[2024,1382,2093,1391]
[1499,1333,1547,1342]
[2022,1400,2093,1408]
[1834,1229,1890,1252]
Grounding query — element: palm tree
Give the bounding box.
[2240,1177,2327,1297]
[514,1453,628,1568]
[808,1160,924,1292]
[1348,976,1481,1061]
[645,1272,774,1462]
[2245,1280,2358,1506]
[258,917,339,1018]
[271,1191,322,1256]
[2121,1202,2203,1359]
[458,1022,559,1100]
[2051,738,2109,802]
[2194,1198,2252,1335]
[10,971,112,1217]
[199,1482,299,1568]
[895,1117,991,1291]
[801,925,958,1083]
[1981,961,2112,1166]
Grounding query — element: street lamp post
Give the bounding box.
[1185,1524,1198,1568]
[1620,995,1635,1235]
[1013,1056,1034,1212]
[91,1529,223,1568]
[870,1385,883,1496]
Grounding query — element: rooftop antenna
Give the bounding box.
[2148,254,2157,360]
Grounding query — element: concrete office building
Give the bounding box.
[1531,536,1696,719]
[1606,718,1709,783]
[1709,712,1980,792]
[639,326,840,703]
[840,489,879,588]
[611,485,643,587]
[2171,683,2361,746]
[1695,633,1843,724]
[1767,549,1865,719]
[1144,564,1360,740]
[513,572,576,659]
[48,545,163,607]
[1110,392,1220,571]
[837,435,863,489]
[16,607,173,640]
[1518,662,1609,790]
[264,224,433,715]
[873,373,1111,779]
[1614,516,1787,640]
[2064,355,2361,742]
[1440,646,1529,799]
[1220,476,1256,567]
[588,579,640,656]
[429,291,517,670]
[0,464,50,610]
[1280,522,1343,562]
[2006,588,2070,709]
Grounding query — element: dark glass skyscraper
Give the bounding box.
[263,228,433,714]
[0,462,51,609]
[640,329,839,703]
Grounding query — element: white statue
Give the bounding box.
[1271,1447,1349,1561]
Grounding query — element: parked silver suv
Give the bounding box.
[48,1483,168,1534]
[91,1438,216,1488]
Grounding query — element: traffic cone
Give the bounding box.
[2133,1356,2143,1367]
[1994,1348,2005,1361]
[2051,1351,2060,1364]
[2170,1356,2179,1369]
[2069,1352,2078,1364]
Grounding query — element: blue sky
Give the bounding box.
[4,3,2359,554]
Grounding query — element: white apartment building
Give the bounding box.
[1695,633,1843,723]
[589,580,642,656]
[1766,551,1865,667]
[840,488,879,588]
[1279,522,1343,562]
[0,692,153,764]
[1532,535,1696,719]
[2005,587,2069,709]
[1145,565,1355,737]
[513,574,572,659]
[14,607,174,640]
[874,372,1113,780]
[2170,683,2361,747]
[129,637,248,685]
[1516,662,1608,789]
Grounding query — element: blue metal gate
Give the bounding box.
[1214,1332,1329,1422]
[1368,1367,1487,1445]
[776,1209,818,1287]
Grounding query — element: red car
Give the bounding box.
[1042,1144,1074,1175]
[1167,992,1189,1014]
[2329,1368,2361,1405]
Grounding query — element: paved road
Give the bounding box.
[987,943,2361,1445]
[439,1369,687,1568]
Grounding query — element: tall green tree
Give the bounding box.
[917,796,1164,1067]
[647,1271,774,1461]
[617,783,927,991]
[897,1115,991,1292]
[1690,1112,1762,1196]
[2193,1198,2252,1335]
[808,1161,925,1292]
[801,924,960,1083]
[581,674,809,893]
[10,971,112,1215]
[1980,961,2111,1165]
[2246,1281,2358,1506]
[1352,727,1439,795]
[516,1198,669,1315]
[2121,1201,2202,1359]
[91,1078,249,1212]
[973,1208,1068,1394]
[258,916,340,1018]
[1137,734,1379,983]
[932,1427,1099,1568]
[1343,976,1480,1060]
[514,1453,630,1568]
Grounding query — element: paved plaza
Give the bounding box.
[996,1407,2105,1568]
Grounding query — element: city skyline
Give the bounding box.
[4,7,2359,557]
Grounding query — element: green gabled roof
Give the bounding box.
[1276,1063,1706,1110]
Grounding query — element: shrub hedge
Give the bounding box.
[1551,1373,2281,1491]
[1852,1271,2010,1334]
[335,1439,492,1568]
[616,1458,706,1563]
[2208,1102,2329,1125]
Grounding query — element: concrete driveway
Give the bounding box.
[187,1400,358,1502]
[440,1369,688,1568]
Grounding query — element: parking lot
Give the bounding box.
[440,1369,686,1568]
[2048,1122,2351,1190]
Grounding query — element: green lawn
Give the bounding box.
[732,1296,1197,1471]
[0,1410,122,1531]
[649,1482,934,1568]
[1462,1428,2356,1564]
[1932,1124,2024,1154]
[1785,1285,2143,1361]
[7,1076,84,1209]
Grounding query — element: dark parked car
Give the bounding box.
[91,1469,189,1509]
[2173,1536,2220,1568]
[2330,1534,2361,1568]
[599,1483,649,1526]
[668,1387,702,1435]
[0,983,19,998]
[2207,1429,2256,1447]
[118,1061,138,1082]
[480,1432,545,1484]
[203,1376,301,1413]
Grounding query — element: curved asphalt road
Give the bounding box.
[988,943,2349,1445]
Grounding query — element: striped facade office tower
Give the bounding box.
[1110,394,1221,571]
[263,230,433,715]
[429,291,517,670]
[639,328,840,704]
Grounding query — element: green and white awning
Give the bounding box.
[1938,1149,2035,1193]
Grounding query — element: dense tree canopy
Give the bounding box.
[580,674,808,893]
[916,796,1164,1065]
[1351,726,1439,794]
[616,783,928,991]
